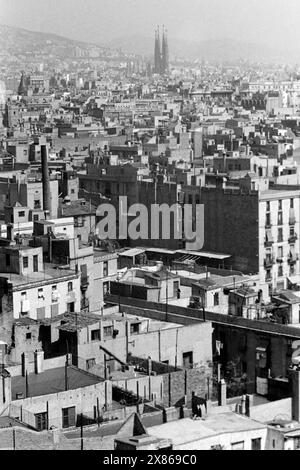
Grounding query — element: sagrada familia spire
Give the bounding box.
[154,26,169,75]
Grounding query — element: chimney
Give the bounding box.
[21,352,29,377]
[245,394,252,417]
[218,379,227,406]
[147,356,152,376]
[34,349,44,374]
[41,145,51,218]
[291,369,300,421]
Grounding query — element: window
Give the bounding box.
[35,412,48,431]
[278,265,283,277]
[26,333,31,340]
[62,407,76,428]
[71,189,75,194]
[182,351,193,368]
[266,213,271,226]
[68,282,73,292]
[38,288,44,299]
[278,228,283,242]
[291,198,294,209]
[91,329,100,341]
[130,323,140,334]
[34,200,41,209]
[33,255,38,272]
[18,211,25,217]
[36,307,45,320]
[251,438,261,450]
[278,212,283,225]
[266,201,270,212]
[23,257,28,269]
[51,304,59,317]
[279,200,282,211]
[294,437,300,450]
[214,292,219,306]
[278,246,283,258]
[86,358,96,370]
[67,302,75,313]
[103,325,113,337]
[33,214,39,222]
[103,261,108,277]
[103,282,109,295]
[5,254,10,267]
[231,441,244,450]
[290,265,295,275]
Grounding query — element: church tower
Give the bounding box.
[154,27,162,74]
[18,72,27,96]
[161,26,169,75]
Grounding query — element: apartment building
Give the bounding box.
[0,245,80,321]
[259,189,300,292]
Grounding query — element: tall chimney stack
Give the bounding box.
[41,145,51,219]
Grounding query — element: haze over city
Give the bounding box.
[1,0,300,55]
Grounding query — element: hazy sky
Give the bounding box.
[1,0,299,47]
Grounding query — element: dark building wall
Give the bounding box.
[214,324,290,396]
[199,188,259,273]
[162,366,211,407]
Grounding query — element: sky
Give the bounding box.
[0,0,299,48]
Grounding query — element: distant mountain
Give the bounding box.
[0,24,109,59]
[0,24,298,64]
[104,34,298,63]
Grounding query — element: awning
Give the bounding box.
[176,250,231,260]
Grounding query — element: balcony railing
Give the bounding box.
[81,276,89,288]
[288,234,298,244]
[264,257,275,268]
[81,298,89,310]
[264,239,274,247]
[288,254,299,265]
[276,257,284,263]
[289,218,296,226]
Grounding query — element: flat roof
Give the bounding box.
[147,413,265,446]
[119,248,146,258]
[0,263,78,289]
[260,189,300,200]
[11,365,103,400]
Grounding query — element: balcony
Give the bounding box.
[264,239,273,247]
[264,257,275,268]
[81,298,89,311]
[288,234,298,244]
[81,276,89,291]
[289,218,296,226]
[288,254,299,265]
[276,257,284,264]
[51,292,59,302]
